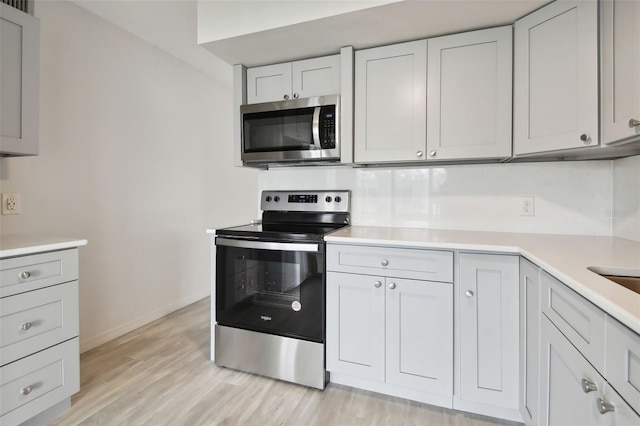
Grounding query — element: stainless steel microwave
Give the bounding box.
[241,95,340,165]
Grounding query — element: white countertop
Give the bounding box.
[0,235,88,258]
[325,226,640,335]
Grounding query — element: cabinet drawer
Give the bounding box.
[0,281,79,366]
[540,271,606,373]
[327,244,453,282]
[605,316,640,414]
[0,337,79,426]
[0,249,78,298]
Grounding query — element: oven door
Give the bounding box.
[215,237,325,343]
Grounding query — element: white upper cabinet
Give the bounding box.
[354,40,427,163]
[514,0,598,156]
[246,54,341,104]
[427,26,513,161]
[0,4,39,156]
[601,0,640,145]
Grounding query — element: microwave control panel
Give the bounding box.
[319,106,336,149]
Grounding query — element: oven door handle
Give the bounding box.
[216,238,320,253]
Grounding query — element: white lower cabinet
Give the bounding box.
[457,253,520,421]
[326,272,453,401]
[519,258,541,425]
[539,315,640,426]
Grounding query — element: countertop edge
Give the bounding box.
[0,238,88,259]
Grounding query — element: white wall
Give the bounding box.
[612,155,640,242]
[0,0,258,352]
[259,160,614,236]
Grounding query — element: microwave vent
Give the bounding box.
[1,0,31,14]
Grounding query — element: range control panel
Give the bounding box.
[261,190,350,213]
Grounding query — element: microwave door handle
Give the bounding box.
[312,106,321,147]
[216,237,320,253]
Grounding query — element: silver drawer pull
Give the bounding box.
[381,259,389,267]
[597,398,615,414]
[581,378,598,393]
[580,133,591,144]
[20,322,33,331]
[20,386,33,396]
[465,290,474,298]
[388,282,396,290]
[19,271,31,280]
[374,281,382,288]
[629,118,640,128]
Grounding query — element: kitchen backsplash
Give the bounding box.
[258,159,626,237]
[613,155,640,242]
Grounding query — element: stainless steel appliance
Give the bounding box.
[214,190,350,389]
[241,95,340,165]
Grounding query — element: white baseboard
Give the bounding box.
[79,291,209,353]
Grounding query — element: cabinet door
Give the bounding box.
[354,40,427,163]
[601,0,640,145]
[326,272,385,381]
[386,278,453,395]
[519,258,540,425]
[0,3,39,156]
[292,55,340,100]
[427,26,512,161]
[514,0,598,155]
[539,316,601,426]
[246,63,292,104]
[458,253,519,409]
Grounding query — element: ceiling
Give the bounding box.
[199,0,552,67]
[69,0,551,85]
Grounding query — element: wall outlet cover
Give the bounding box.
[2,193,21,215]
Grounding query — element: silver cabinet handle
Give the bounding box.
[580,133,591,143]
[374,281,382,288]
[283,94,290,100]
[293,93,299,99]
[465,290,474,298]
[430,150,437,157]
[389,283,396,290]
[19,271,31,280]
[581,378,598,393]
[630,118,640,128]
[20,322,32,331]
[597,398,615,414]
[20,386,32,396]
[381,259,389,267]
[416,151,423,157]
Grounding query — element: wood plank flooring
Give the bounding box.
[51,298,520,426]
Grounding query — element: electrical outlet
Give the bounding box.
[520,196,534,217]
[2,193,21,215]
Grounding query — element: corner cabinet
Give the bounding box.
[246,54,341,104]
[354,40,427,163]
[326,244,454,407]
[0,3,39,156]
[513,0,598,156]
[426,26,512,161]
[601,0,640,145]
[519,258,541,426]
[456,253,520,421]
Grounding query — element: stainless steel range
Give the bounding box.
[213,190,350,389]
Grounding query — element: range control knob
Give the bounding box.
[265,196,272,202]
[325,196,332,203]
[334,196,342,203]
[274,196,280,202]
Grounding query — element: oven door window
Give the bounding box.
[216,242,324,343]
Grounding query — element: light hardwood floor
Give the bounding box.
[51,298,520,426]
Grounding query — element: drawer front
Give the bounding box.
[605,316,640,414]
[0,337,79,426]
[327,244,453,282]
[0,281,79,366]
[540,271,606,372]
[0,249,78,298]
